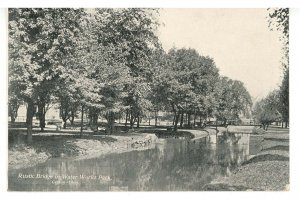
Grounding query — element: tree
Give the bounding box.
[8,78,22,123]
[8,8,86,142]
[279,70,289,127]
[151,47,220,131]
[215,77,252,125]
[87,46,130,133]
[149,48,170,127]
[56,84,80,129]
[189,55,220,127]
[168,48,221,129]
[252,90,281,130]
[8,94,21,123]
[92,8,160,129]
[268,8,289,128]
[268,8,289,68]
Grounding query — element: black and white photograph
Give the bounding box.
[3,5,295,192]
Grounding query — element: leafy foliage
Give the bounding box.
[268,8,289,127]
[252,90,281,130]
[9,8,254,138]
[215,77,252,123]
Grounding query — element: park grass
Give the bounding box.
[9,124,289,190]
[205,126,289,191]
[8,129,157,170]
[8,124,202,170]
[9,146,49,170]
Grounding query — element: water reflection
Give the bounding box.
[8,133,251,191]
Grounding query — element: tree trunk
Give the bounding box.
[223,119,227,126]
[91,109,98,126]
[173,113,176,126]
[10,106,17,123]
[199,116,202,128]
[215,118,218,141]
[62,118,67,129]
[26,100,35,143]
[69,103,78,126]
[9,102,19,123]
[137,116,140,128]
[174,111,181,132]
[107,111,115,134]
[11,116,16,123]
[80,105,84,138]
[125,110,128,127]
[187,113,191,128]
[129,109,135,128]
[9,101,20,123]
[38,102,46,132]
[130,116,137,128]
[70,110,75,125]
[61,104,70,129]
[88,108,92,126]
[185,112,188,125]
[154,110,158,127]
[94,114,98,127]
[180,112,184,128]
[285,121,288,128]
[149,117,151,126]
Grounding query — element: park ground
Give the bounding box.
[8,124,289,191]
[8,126,159,170]
[204,126,289,191]
[8,123,201,170]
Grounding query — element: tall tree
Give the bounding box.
[252,90,281,130]
[152,47,220,131]
[8,8,86,142]
[215,77,252,125]
[279,70,289,127]
[93,8,160,129]
[8,93,21,123]
[268,8,289,128]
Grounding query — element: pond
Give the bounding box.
[8,133,251,191]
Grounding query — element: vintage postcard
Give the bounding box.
[7,8,289,191]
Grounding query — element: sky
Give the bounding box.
[157,8,284,100]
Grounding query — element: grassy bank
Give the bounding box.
[204,126,289,191]
[8,130,157,170]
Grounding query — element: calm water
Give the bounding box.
[8,133,251,191]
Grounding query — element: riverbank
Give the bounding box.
[8,126,208,170]
[204,126,289,191]
[8,128,208,169]
[8,130,157,170]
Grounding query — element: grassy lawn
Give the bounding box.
[205,126,289,191]
[8,128,157,170]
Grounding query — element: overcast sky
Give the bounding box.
[157,8,284,100]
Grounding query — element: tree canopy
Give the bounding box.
[9,8,255,142]
[267,8,289,128]
[252,90,282,130]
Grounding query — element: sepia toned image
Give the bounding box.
[7,8,289,191]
